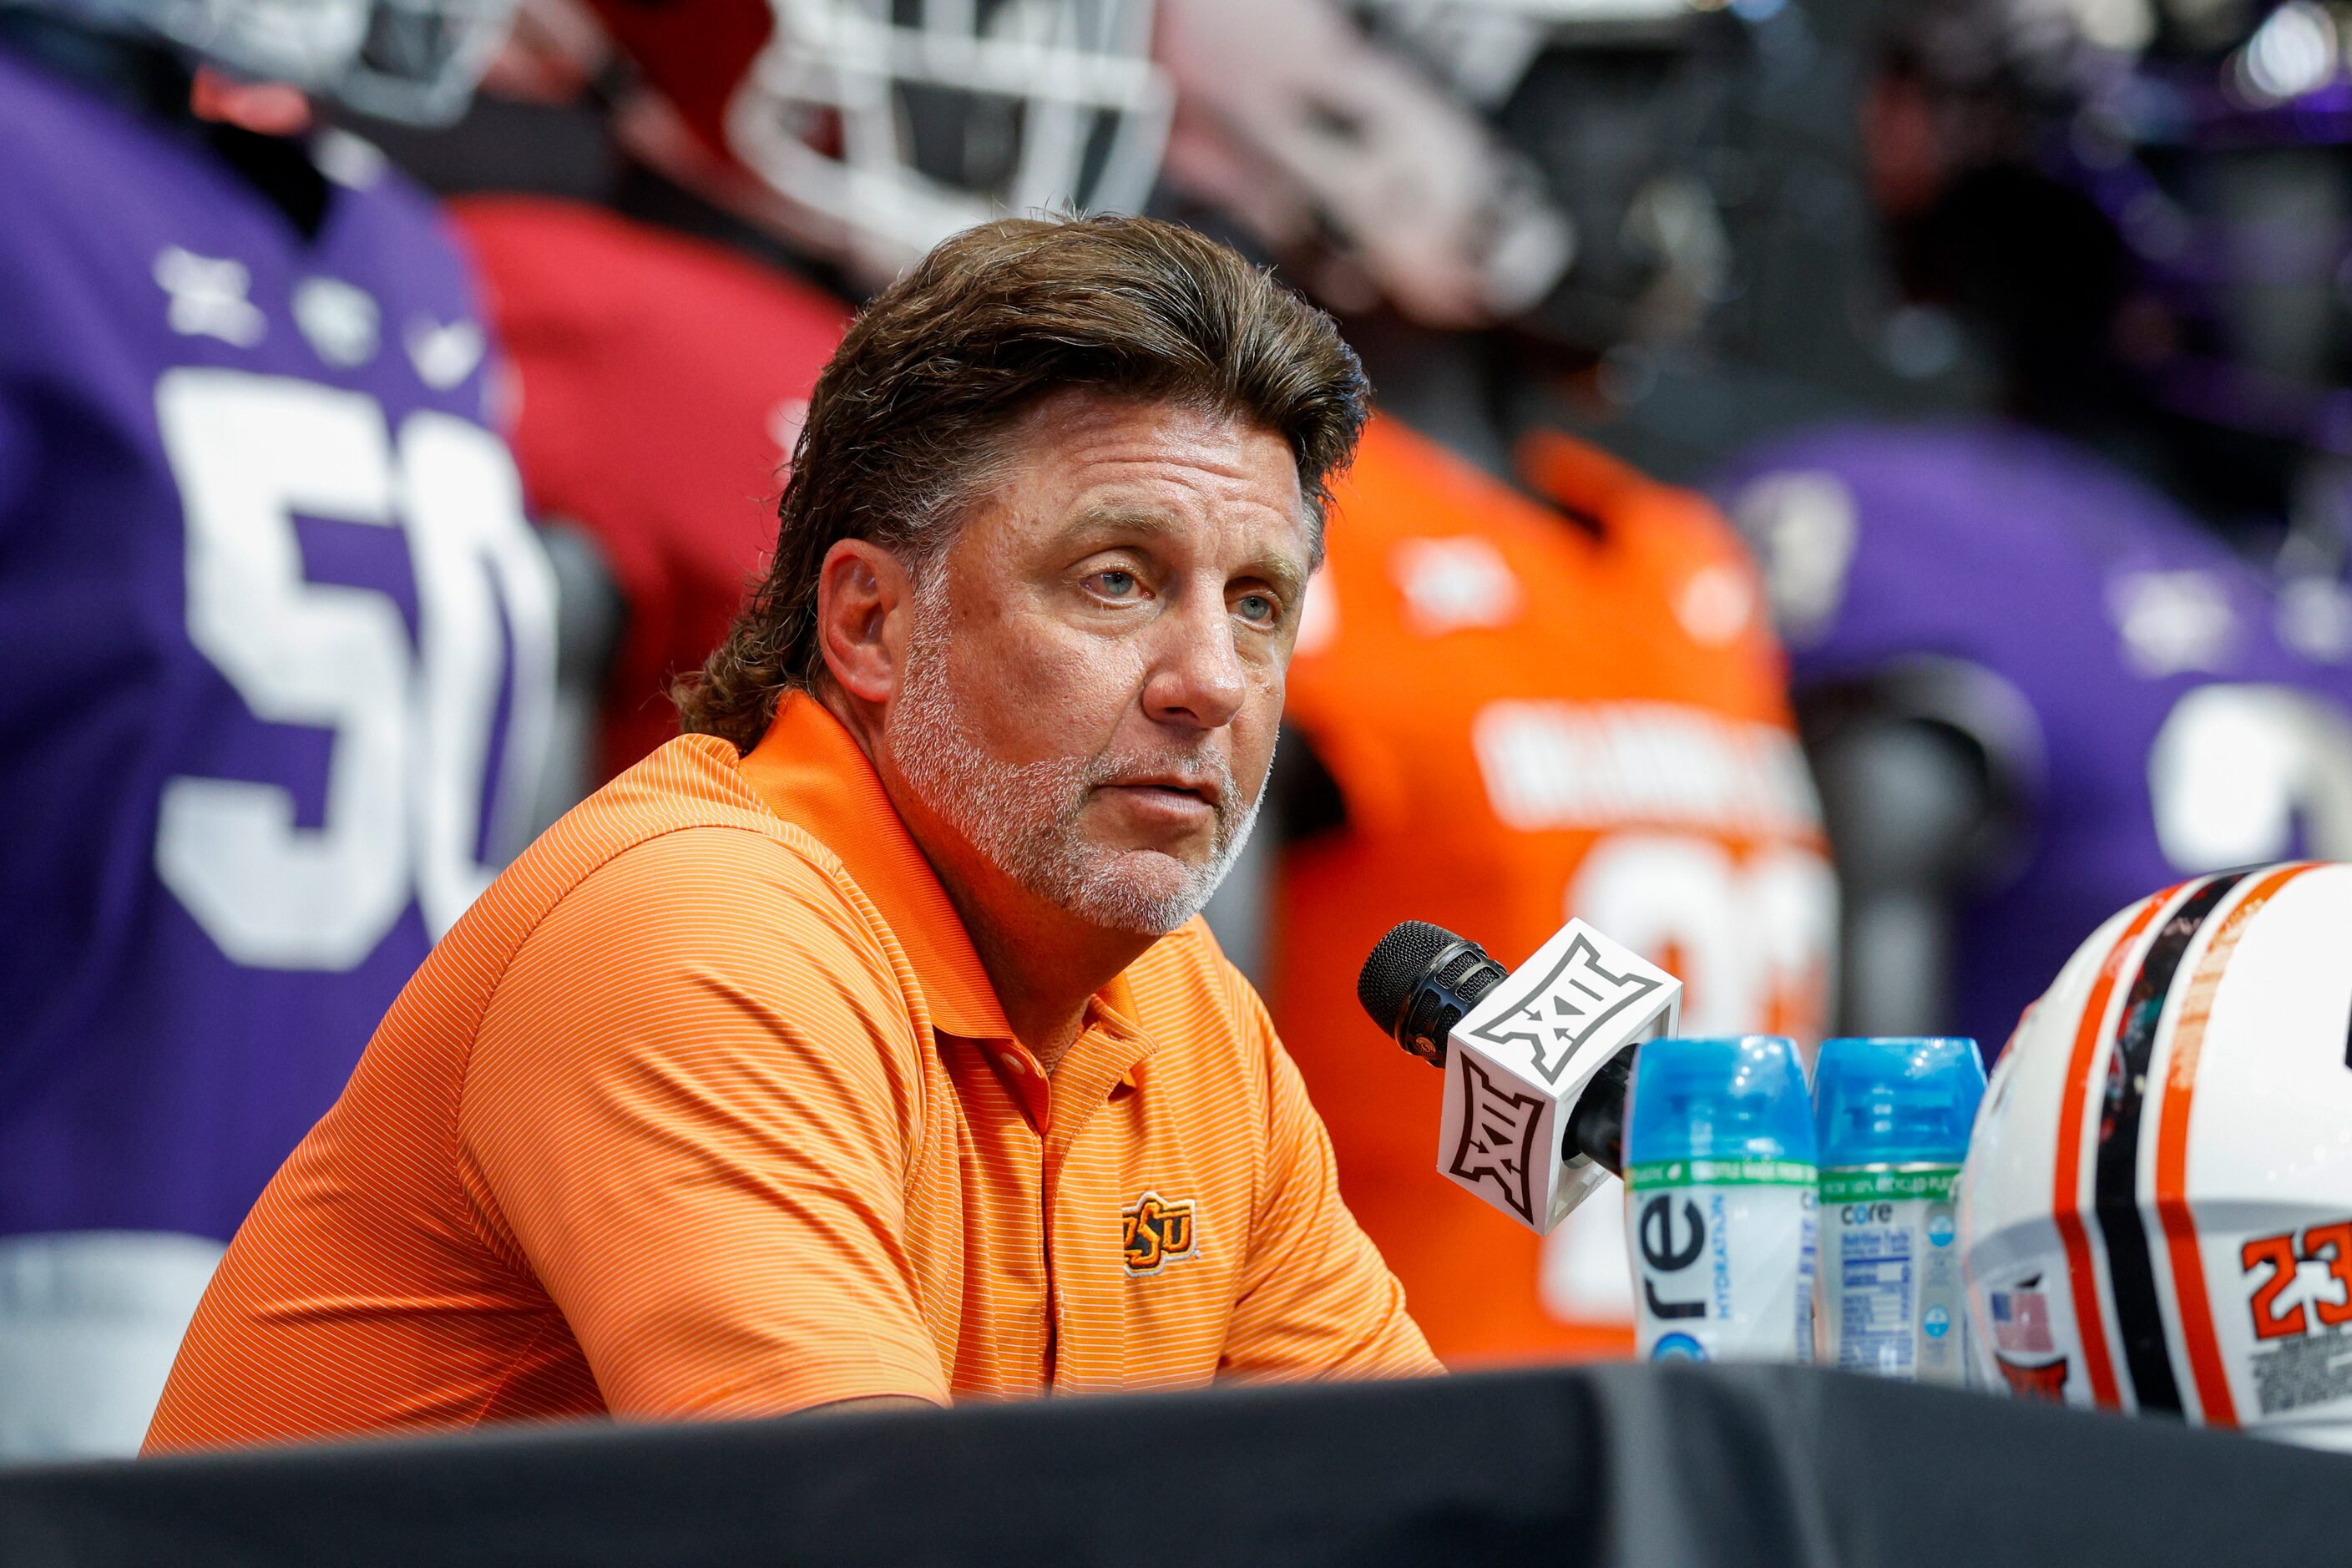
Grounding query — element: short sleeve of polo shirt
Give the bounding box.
[1222,993,1442,1381]
[459,826,951,1418]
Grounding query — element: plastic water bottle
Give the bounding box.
[1624,1035,1818,1363]
[1813,1037,1987,1384]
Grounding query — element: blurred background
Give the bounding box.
[354,0,1956,481]
[8,0,2352,1461]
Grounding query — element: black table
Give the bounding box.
[2,1364,2340,1565]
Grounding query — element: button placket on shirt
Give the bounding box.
[933,1032,1054,1395]
[1039,1003,1159,1391]
[992,1043,1052,1133]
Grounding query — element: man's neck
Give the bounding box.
[946,883,1148,1075]
[821,686,1149,1073]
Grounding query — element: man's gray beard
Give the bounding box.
[887,591,1267,938]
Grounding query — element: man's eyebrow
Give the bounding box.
[1060,503,1311,601]
[1244,550,1309,604]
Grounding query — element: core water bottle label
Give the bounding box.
[1628,1180,1817,1363]
[1627,1158,1816,1188]
[1820,1164,1966,1383]
[1819,1167,1960,1203]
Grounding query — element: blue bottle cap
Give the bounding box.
[1813,1037,1986,1168]
[1625,1035,1816,1166]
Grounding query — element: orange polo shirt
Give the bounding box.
[146,695,1435,1452]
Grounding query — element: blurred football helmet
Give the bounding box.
[585,0,1171,285]
[4,0,515,120]
[343,0,519,119]
[1962,862,2352,1448]
[1874,0,2352,465]
[1156,0,1747,352]
[1156,0,1573,327]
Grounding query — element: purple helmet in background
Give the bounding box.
[1874,0,2352,517]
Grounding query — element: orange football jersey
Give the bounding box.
[1273,417,1835,1365]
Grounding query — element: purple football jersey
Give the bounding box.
[0,47,554,1242]
[1714,421,2352,1054]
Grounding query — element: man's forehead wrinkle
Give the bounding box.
[1014,392,1302,487]
[974,397,1312,598]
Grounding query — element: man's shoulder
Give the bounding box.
[1122,920,1274,1065]
[475,736,891,977]
[427,739,921,1105]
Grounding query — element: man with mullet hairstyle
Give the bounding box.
[148,215,1439,1450]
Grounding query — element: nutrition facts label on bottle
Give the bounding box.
[1835,1227,1917,1374]
[1821,1166,1966,1382]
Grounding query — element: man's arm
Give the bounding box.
[804,1396,938,1417]
[461,829,953,1419]
[1219,994,1442,1382]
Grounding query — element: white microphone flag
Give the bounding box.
[1435,919,1682,1235]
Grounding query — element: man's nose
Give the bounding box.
[1141,594,1249,732]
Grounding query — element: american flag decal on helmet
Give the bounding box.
[1990,1280,2056,1356]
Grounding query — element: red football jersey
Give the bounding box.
[452,196,851,778]
[1274,417,1836,1365]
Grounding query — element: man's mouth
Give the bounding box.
[1108,773,1226,812]
[1094,771,1228,837]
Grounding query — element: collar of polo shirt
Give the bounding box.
[740,691,1157,1081]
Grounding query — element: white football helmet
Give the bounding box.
[1962,862,2352,1449]
[588,0,1171,286]
[1156,0,1574,327]
[341,0,519,121]
[1156,0,1738,341]
[11,0,514,121]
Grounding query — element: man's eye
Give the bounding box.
[1090,569,1141,599]
[1236,593,1280,626]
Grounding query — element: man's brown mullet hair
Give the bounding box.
[675,213,1370,753]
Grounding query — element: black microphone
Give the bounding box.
[1354,920,1508,1067]
[1358,919,1636,1176]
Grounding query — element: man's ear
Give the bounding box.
[815,539,915,707]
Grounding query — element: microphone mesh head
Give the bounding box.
[1358,920,1464,1036]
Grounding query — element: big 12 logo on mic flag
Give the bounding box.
[1438,920,1681,1234]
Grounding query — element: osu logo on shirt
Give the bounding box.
[1121,1192,1197,1275]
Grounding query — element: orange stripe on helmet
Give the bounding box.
[2154,862,2323,1429]
[2052,883,2182,1409]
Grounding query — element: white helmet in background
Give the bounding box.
[1156,0,1573,326]
[1962,862,2352,1449]
[8,0,517,121]
[1156,0,1742,346]
[587,0,1171,286]
[341,0,519,120]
